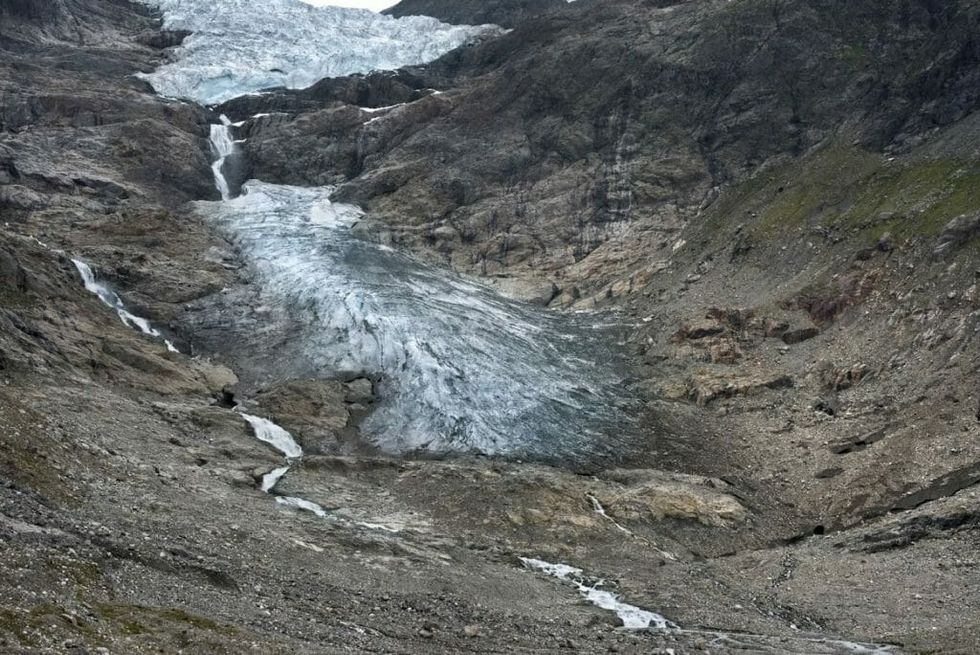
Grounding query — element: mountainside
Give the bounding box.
[2,0,980,653]
[384,0,565,28]
[235,0,980,301]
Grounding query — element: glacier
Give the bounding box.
[135,0,499,104]
[137,0,636,461]
[195,181,636,461]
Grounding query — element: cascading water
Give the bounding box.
[165,0,637,462]
[240,413,303,459]
[520,558,677,631]
[237,408,318,508]
[209,115,235,201]
[240,410,400,530]
[73,259,179,353]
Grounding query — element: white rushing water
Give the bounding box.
[520,557,676,631]
[242,413,398,530]
[134,0,498,104]
[209,115,235,200]
[260,466,291,493]
[72,259,179,353]
[240,413,304,459]
[198,177,635,460]
[519,558,897,653]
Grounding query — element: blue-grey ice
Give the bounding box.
[135,0,498,104]
[197,180,635,460]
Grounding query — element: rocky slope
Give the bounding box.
[384,0,565,28]
[2,0,980,653]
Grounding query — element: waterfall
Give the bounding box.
[242,412,330,516]
[209,115,235,201]
[240,412,303,459]
[72,259,179,353]
[260,466,290,493]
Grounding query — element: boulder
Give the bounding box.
[675,319,725,341]
[687,372,794,406]
[935,212,980,257]
[781,326,820,345]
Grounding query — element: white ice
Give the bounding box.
[197,181,634,460]
[135,0,499,104]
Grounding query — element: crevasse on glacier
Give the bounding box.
[147,0,636,461]
[135,0,498,104]
[197,182,635,460]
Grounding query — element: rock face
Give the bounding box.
[385,0,565,28]
[231,0,980,303]
[4,0,980,653]
[935,211,980,256]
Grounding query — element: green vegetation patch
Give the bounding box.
[0,390,72,502]
[713,139,980,245]
[838,160,980,240]
[95,604,237,637]
[0,603,98,647]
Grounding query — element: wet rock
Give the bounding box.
[253,379,352,454]
[136,29,192,49]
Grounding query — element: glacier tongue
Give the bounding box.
[135,0,498,105]
[197,181,635,461]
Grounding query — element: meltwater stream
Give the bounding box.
[203,123,635,461]
[73,259,179,353]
